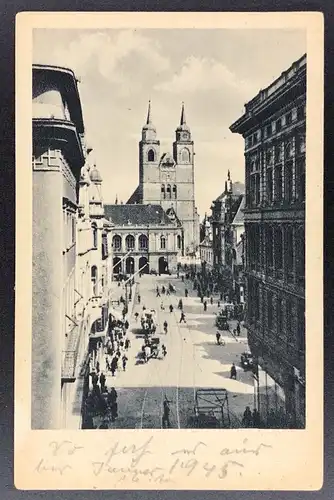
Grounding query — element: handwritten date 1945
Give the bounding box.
[169,457,244,479]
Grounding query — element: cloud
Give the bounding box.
[34,30,170,84]
[155,56,255,96]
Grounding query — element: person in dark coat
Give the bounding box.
[185,288,188,298]
[138,294,141,304]
[230,363,237,380]
[169,304,174,313]
[236,322,241,336]
[252,408,261,428]
[162,399,171,428]
[179,312,186,324]
[203,301,207,312]
[216,331,221,345]
[242,406,253,427]
[122,354,128,371]
[178,299,183,310]
[110,357,118,377]
[99,372,106,392]
[124,319,129,330]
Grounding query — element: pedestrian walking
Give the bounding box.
[107,387,118,421]
[217,300,220,308]
[185,288,188,298]
[124,319,129,330]
[169,304,174,313]
[96,361,100,373]
[162,344,167,357]
[216,331,221,345]
[162,399,171,428]
[134,312,139,322]
[178,299,183,310]
[124,338,130,350]
[160,301,165,311]
[203,300,207,312]
[163,320,168,334]
[210,296,213,305]
[144,345,151,363]
[122,354,128,371]
[91,371,98,386]
[236,322,241,336]
[138,294,141,304]
[162,286,166,294]
[179,312,186,324]
[242,406,253,427]
[110,356,118,377]
[181,275,184,282]
[230,363,237,380]
[166,289,170,296]
[200,295,204,303]
[252,408,261,428]
[99,372,106,393]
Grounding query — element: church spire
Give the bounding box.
[146,100,152,124]
[180,101,186,125]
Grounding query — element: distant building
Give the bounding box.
[230,54,306,428]
[104,203,182,276]
[127,102,200,255]
[210,171,245,302]
[199,214,214,270]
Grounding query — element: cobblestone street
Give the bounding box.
[91,273,254,429]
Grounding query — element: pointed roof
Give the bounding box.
[176,102,190,133]
[142,100,156,132]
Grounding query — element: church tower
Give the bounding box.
[139,101,160,203]
[171,102,198,254]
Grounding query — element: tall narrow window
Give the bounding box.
[181,148,190,163]
[125,234,135,251]
[92,224,98,248]
[161,184,166,199]
[112,234,122,251]
[172,185,177,199]
[166,184,171,199]
[139,234,148,250]
[275,166,283,202]
[147,149,155,162]
[267,292,273,329]
[266,226,274,275]
[274,227,283,278]
[177,234,181,250]
[267,168,273,204]
[295,226,305,287]
[285,161,293,203]
[91,266,98,296]
[285,226,294,283]
[160,236,166,249]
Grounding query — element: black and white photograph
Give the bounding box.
[15,12,323,490]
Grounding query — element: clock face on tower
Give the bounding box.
[182,132,189,140]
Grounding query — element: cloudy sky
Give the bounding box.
[33,28,306,217]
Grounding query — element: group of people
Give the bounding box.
[242,406,261,428]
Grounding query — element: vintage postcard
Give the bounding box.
[15,12,323,490]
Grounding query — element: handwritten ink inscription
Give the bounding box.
[33,436,272,484]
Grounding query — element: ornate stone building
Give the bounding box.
[127,102,200,255]
[230,54,306,428]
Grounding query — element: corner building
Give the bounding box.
[230,55,306,428]
[128,102,200,255]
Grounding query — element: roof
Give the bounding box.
[33,64,84,134]
[213,182,245,203]
[127,186,140,204]
[232,196,245,225]
[104,204,178,227]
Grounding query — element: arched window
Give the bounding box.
[147,149,155,162]
[125,234,135,251]
[112,234,122,251]
[181,148,190,163]
[286,142,293,159]
[139,234,148,250]
[92,224,98,248]
[172,185,177,199]
[91,266,98,296]
[166,184,171,199]
[161,184,166,199]
[177,234,181,250]
[160,236,166,250]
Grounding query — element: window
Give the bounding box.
[266,226,274,274]
[177,234,181,250]
[160,236,166,249]
[181,148,190,163]
[102,234,108,259]
[285,161,293,203]
[266,123,272,137]
[297,105,306,121]
[297,134,306,154]
[92,224,98,248]
[266,150,272,165]
[250,173,260,206]
[285,226,294,282]
[295,226,305,286]
[275,143,282,163]
[112,234,122,251]
[139,234,148,250]
[266,168,273,204]
[286,142,293,159]
[91,266,98,296]
[296,158,305,202]
[147,149,155,162]
[274,227,283,277]
[274,166,283,202]
[166,184,171,199]
[286,111,292,126]
[161,184,166,199]
[125,234,135,251]
[276,118,282,132]
[172,185,177,199]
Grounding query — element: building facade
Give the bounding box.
[104,204,183,276]
[199,215,214,270]
[230,54,306,428]
[32,64,114,429]
[128,102,200,255]
[32,64,86,429]
[210,172,245,302]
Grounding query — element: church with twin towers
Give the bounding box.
[105,102,200,275]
